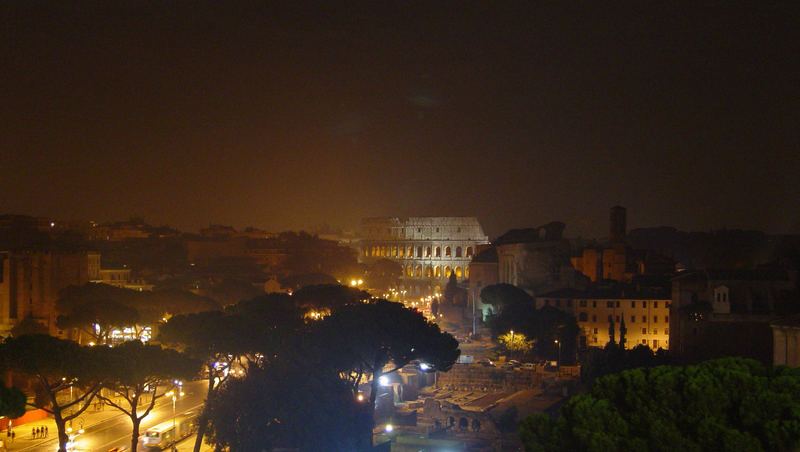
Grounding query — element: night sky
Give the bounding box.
[2,2,798,238]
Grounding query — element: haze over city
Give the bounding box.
[3,2,798,237]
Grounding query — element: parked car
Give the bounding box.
[521,362,536,370]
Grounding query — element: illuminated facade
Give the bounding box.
[0,250,94,336]
[535,286,672,350]
[360,217,489,293]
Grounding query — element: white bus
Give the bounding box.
[140,412,197,450]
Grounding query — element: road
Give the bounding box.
[12,381,207,452]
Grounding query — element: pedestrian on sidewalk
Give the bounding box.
[31,427,34,439]
[45,426,48,438]
[11,431,14,443]
[34,427,39,439]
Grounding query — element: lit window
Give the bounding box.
[653,328,658,334]
[665,316,669,323]
[641,339,647,345]
[641,328,647,334]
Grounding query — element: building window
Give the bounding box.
[630,315,635,323]
[417,246,422,257]
[642,301,648,308]
[654,316,658,323]
[426,247,432,257]
[616,301,620,308]
[455,247,462,257]
[436,228,439,232]
[593,337,598,343]
[593,328,598,334]
[580,300,587,307]
[392,246,398,257]
[606,301,614,308]
[466,247,473,257]
[653,328,658,335]
[592,301,597,308]
[665,328,669,335]
[592,315,597,322]
[579,312,588,322]
[631,301,636,308]
[665,316,669,323]
[445,246,451,257]
[653,340,659,348]
[642,316,646,323]
[641,328,647,334]
[642,339,647,345]
[654,301,659,308]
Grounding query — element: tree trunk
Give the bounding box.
[130,417,141,452]
[193,370,215,452]
[54,413,68,452]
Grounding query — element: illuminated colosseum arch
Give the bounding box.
[415,265,423,278]
[444,266,452,278]
[434,266,442,278]
[425,266,433,278]
[455,266,463,278]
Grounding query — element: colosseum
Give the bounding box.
[360,217,489,294]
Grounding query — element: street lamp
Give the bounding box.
[554,339,561,372]
[510,330,515,360]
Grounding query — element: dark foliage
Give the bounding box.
[521,358,800,452]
